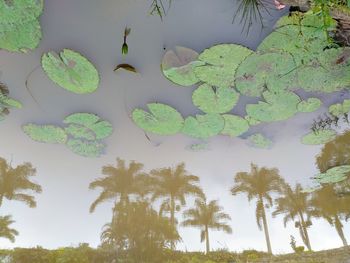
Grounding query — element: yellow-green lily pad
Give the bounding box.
[182,113,224,139]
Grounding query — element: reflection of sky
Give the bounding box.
[0,0,349,253]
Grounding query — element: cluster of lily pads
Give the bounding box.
[132,12,350,148]
[22,113,113,157]
[0,83,22,120]
[0,0,43,52]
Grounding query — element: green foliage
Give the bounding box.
[301,129,337,145]
[22,124,68,144]
[247,133,272,149]
[161,46,204,86]
[0,0,43,52]
[221,114,249,137]
[193,44,253,88]
[235,51,297,97]
[132,103,184,135]
[192,84,239,114]
[42,49,100,94]
[0,83,22,121]
[314,165,350,184]
[297,98,322,113]
[329,99,350,116]
[182,113,225,139]
[66,139,106,158]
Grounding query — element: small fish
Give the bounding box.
[122,27,131,55]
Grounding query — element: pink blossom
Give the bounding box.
[274,0,286,10]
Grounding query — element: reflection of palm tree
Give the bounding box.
[0,215,18,242]
[0,157,42,207]
[181,198,232,254]
[310,185,349,246]
[150,163,204,249]
[231,164,284,254]
[89,158,146,213]
[273,183,312,251]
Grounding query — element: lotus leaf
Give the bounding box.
[245,116,261,126]
[329,99,350,117]
[247,133,272,149]
[161,46,204,86]
[192,84,239,114]
[221,114,249,137]
[301,129,337,145]
[194,44,253,88]
[132,103,184,135]
[66,139,105,158]
[246,89,301,122]
[297,98,322,113]
[235,51,297,97]
[314,165,350,184]
[42,49,100,94]
[276,11,336,29]
[182,113,224,139]
[63,113,113,140]
[0,18,41,52]
[22,124,67,144]
[0,0,43,25]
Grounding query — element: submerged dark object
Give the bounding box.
[114,63,137,73]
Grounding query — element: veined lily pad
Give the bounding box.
[132,103,184,135]
[63,113,113,140]
[161,46,204,86]
[314,165,350,184]
[0,18,41,52]
[246,89,301,122]
[297,98,322,113]
[329,99,350,117]
[22,124,67,144]
[235,51,297,97]
[64,124,96,141]
[221,114,249,137]
[194,44,253,88]
[66,139,105,158]
[0,0,43,25]
[42,49,100,94]
[301,129,337,145]
[245,116,261,126]
[276,11,336,29]
[182,113,224,139]
[247,133,273,149]
[192,84,239,114]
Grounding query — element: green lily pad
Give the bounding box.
[221,114,249,137]
[132,103,184,135]
[182,113,224,139]
[192,84,239,114]
[301,129,337,145]
[235,51,297,97]
[276,11,336,29]
[66,139,105,158]
[42,49,100,94]
[245,116,261,126]
[0,0,43,25]
[297,98,322,113]
[247,133,273,149]
[161,46,204,86]
[63,113,113,140]
[329,99,350,117]
[314,165,350,184]
[0,19,41,52]
[194,44,253,88]
[22,124,67,144]
[64,124,96,141]
[246,89,301,122]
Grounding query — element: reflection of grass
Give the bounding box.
[150,0,172,21]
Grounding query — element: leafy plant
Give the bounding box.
[182,114,225,139]
[301,129,337,145]
[0,82,22,121]
[247,133,272,149]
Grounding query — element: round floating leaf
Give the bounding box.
[194,44,253,87]
[297,98,322,113]
[257,25,329,66]
[42,49,99,94]
[132,103,184,135]
[296,48,350,93]
[235,51,297,97]
[245,116,261,126]
[23,124,67,144]
[221,114,249,137]
[246,89,301,122]
[182,113,224,139]
[192,84,239,114]
[64,124,96,141]
[314,165,350,184]
[329,99,350,117]
[66,139,105,158]
[63,113,113,140]
[0,0,43,25]
[247,133,273,149]
[301,129,337,145]
[0,19,41,52]
[161,46,204,86]
[276,11,336,29]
